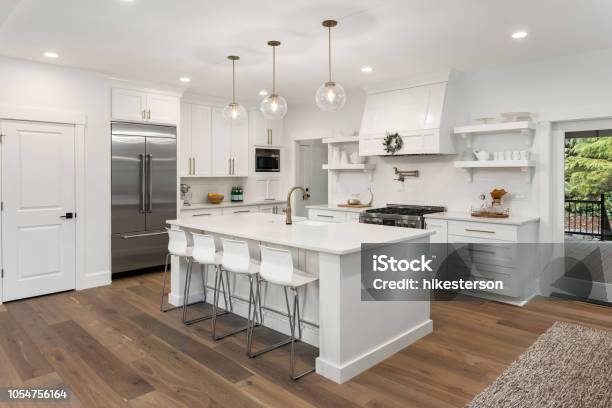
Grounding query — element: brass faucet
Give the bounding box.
[286,186,309,225]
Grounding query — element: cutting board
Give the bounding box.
[337,204,371,208]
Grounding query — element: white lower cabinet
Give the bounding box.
[425,217,539,305]
[259,204,287,214]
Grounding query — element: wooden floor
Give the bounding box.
[0,272,610,408]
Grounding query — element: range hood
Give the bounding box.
[359,70,468,156]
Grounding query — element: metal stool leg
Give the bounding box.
[160,253,178,312]
[183,262,226,326]
[289,287,315,380]
[182,259,193,323]
[212,270,255,341]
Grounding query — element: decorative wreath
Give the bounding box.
[382,132,403,154]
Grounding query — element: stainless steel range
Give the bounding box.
[359,204,446,229]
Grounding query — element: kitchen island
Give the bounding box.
[167,213,433,383]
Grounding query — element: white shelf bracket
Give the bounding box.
[464,168,474,183]
[520,167,533,183]
[521,128,535,147]
[460,133,472,148]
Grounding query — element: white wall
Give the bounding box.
[0,56,112,287]
[284,47,612,218]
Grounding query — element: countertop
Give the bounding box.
[168,213,433,255]
[424,211,540,226]
[305,204,370,213]
[182,199,285,211]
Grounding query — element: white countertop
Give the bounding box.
[182,199,284,211]
[424,211,540,226]
[305,204,370,213]
[168,213,433,255]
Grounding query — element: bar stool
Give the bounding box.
[160,228,192,313]
[247,245,319,380]
[182,232,230,325]
[211,238,263,341]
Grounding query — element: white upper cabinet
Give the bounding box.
[181,103,212,177]
[250,109,283,147]
[112,88,179,125]
[111,88,147,122]
[211,107,248,177]
[359,71,468,156]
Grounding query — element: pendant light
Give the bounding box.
[222,55,247,124]
[315,20,346,112]
[260,41,288,120]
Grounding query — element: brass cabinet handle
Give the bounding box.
[270,129,272,145]
[317,214,334,218]
[142,110,146,120]
[232,158,235,175]
[234,210,250,213]
[229,158,231,175]
[193,157,196,174]
[464,228,496,234]
[147,109,151,120]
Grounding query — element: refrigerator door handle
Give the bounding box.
[146,153,153,212]
[139,153,146,213]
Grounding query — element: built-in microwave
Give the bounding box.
[255,148,280,172]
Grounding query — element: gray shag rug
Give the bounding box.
[467,321,612,408]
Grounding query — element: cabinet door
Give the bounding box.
[267,178,281,199]
[231,118,249,176]
[191,104,212,177]
[268,118,283,146]
[249,109,268,146]
[147,93,179,125]
[211,107,231,176]
[254,178,269,200]
[180,103,192,176]
[112,88,147,122]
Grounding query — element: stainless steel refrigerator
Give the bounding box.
[111,122,177,274]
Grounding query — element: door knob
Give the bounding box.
[60,212,75,219]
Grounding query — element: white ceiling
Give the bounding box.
[1,0,612,103]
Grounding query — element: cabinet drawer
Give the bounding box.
[181,208,222,219]
[447,240,518,269]
[223,207,254,215]
[309,209,346,223]
[448,221,517,242]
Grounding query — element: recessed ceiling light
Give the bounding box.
[361,66,373,73]
[179,77,191,83]
[43,51,59,59]
[512,31,528,39]
[259,90,268,96]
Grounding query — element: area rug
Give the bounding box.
[466,321,612,408]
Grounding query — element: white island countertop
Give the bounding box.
[168,213,432,255]
[424,211,540,226]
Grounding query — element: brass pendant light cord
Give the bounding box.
[328,25,332,82]
[232,59,236,103]
[272,45,276,94]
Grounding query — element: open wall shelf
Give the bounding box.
[454,120,536,148]
[453,160,536,183]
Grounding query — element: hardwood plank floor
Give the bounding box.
[0,272,609,408]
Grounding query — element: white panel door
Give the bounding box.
[212,107,231,176]
[231,119,249,176]
[1,121,76,301]
[191,104,212,177]
[112,88,147,122]
[180,102,192,176]
[147,93,179,125]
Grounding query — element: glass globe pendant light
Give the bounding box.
[315,20,346,112]
[260,41,288,120]
[222,55,247,124]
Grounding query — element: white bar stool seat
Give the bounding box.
[160,228,193,312]
[211,238,263,342]
[248,245,319,380]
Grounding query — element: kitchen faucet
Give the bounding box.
[286,186,309,225]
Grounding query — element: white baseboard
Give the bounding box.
[316,319,433,384]
[169,287,319,346]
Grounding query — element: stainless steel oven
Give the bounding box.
[255,148,280,172]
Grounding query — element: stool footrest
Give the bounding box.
[184,309,229,326]
[247,336,293,358]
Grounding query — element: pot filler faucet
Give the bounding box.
[286,186,310,225]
